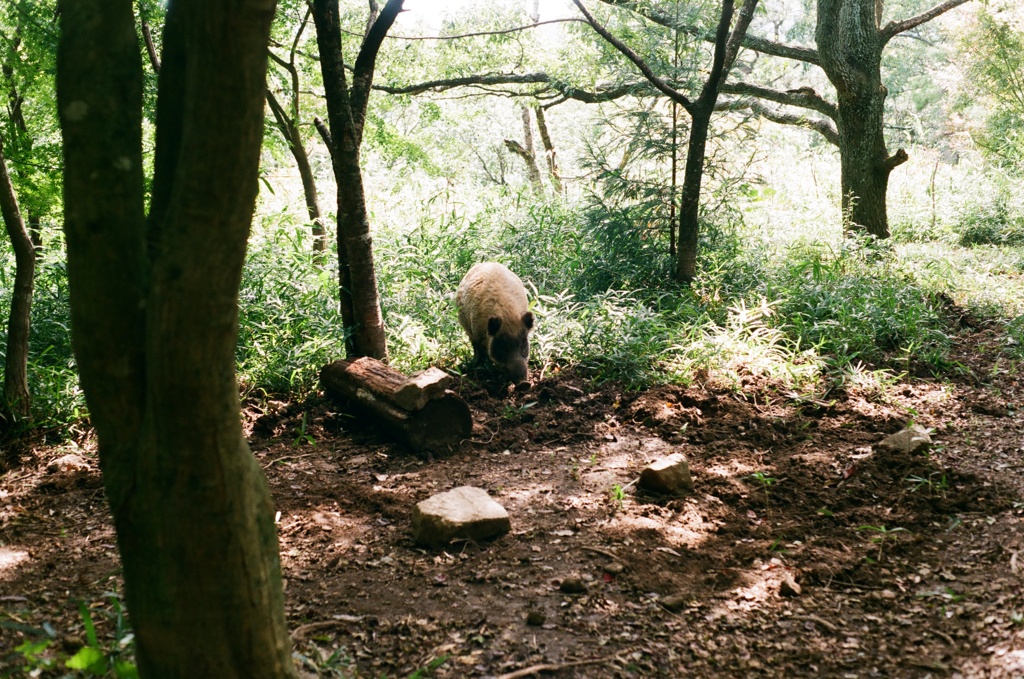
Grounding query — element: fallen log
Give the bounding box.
[319,357,471,454]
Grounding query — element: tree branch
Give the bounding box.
[881,0,972,44]
[598,0,820,65]
[314,115,333,161]
[382,18,587,41]
[376,72,553,95]
[572,0,693,112]
[722,0,759,76]
[720,81,838,119]
[375,72,646,105]
[880,148,909,172]
[351,0,404,137]
[716,97,839,146]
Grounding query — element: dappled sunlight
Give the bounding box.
[605,507,713,550]
[705,559,793,619]
[704,459,759,478]
[0,546,30,577]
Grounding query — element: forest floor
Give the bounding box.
[3,323,1024,678]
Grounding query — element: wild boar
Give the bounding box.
[456,262,534,383]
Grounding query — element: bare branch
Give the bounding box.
[141,20,160,73]
[351,0,404,138]
[382,18,587,41]
[722,0,759,76]
[720,81,838,119]
[376,72,554,95]
[717,97,839,146]
[881,0,972,44]
[313,115,334,161]
[572,0,693,112]
[375,71,646,105]
[598,0,820,65]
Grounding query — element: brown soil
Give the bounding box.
[3,327,1024,678]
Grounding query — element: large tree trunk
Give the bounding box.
[311,0,388,361]
[0,142,34,423]
[817,0,905,239]
[58,1,295,677]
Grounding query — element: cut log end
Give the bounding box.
[320,358,471,455]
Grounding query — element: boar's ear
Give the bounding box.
[487,316,502,336]
[522,311,534,330]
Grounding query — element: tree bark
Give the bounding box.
[675,0,759,283]
[58,1,295,676]
[0,140,34,423]
[311,0,393,361]
[817,0,903,238]
[676,108,712,283]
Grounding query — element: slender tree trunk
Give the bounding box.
[505,106,544,196]
[533,105,562,195]
[58,1,295,676]
[0,142,34,423]
[676,105,713,283]
[267,91,327,252]
[817,0,905,239]
[311,0,388,360]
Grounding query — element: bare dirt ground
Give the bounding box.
[3,324,1024,678]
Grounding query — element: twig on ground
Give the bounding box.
[496,655,620,679]
[580,545,619,560]
[262,453,315,469]
[791,614,839,634]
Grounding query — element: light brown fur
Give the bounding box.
[456,262,533,382]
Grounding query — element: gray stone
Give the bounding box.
[638,453,694,495]
[878,425,932,455]
[411,486,510,548]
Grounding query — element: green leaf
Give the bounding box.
[78,601,99,647]
[66,645,106,674]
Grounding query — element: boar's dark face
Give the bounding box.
[486,312,534,383]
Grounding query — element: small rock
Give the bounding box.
[779,575,802,597]
[602,562,625,575]
[559,576,588,594]
[660,593,688,612]
[526,610,545,626]
[46,454,91,474]
[411,486,510,548]
[638,453,694,496]
[877,425,931,455]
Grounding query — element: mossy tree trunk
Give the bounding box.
[57,0,295,676]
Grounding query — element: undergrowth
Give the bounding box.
[2,171,1023,435]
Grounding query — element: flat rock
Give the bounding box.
[411,486,510,548]
[638,453,693,495]
[46,454,91,474]
[877,425,932,455]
